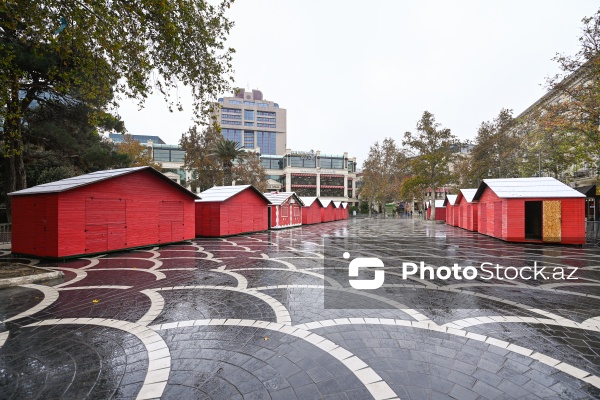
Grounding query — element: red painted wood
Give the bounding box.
[268,197,302,229]
[427,206,446,221]
[321,203,336,222]
[476,186,585,244]
[12,169,196,258]
[195,188,269,237]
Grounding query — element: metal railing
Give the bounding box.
[0,223,11,243]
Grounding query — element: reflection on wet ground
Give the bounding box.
[1,217,600,399]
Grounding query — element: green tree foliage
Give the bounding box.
[0,0,234,219]
[359,138,406,213]
[530,9,600,179]
[233,152,267,192]
[211,139,246,186]
[403,111,456,220]
[115,135,162,170]
[467,109,521,184]
[180,125,224,192]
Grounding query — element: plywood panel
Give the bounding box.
[543,200,561,242]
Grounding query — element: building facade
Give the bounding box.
[216,89,287,155]
[261,149,358,205]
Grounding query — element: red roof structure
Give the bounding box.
[10,167,198,258]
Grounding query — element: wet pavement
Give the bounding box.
[1,217,600,399]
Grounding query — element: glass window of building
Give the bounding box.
[153,149,171,162]
[171,150,185,162]
[348,161,355,173]
[222,129,242,146]
[257,131,276,155]
[258,103,269,107]
[244,122,254,127]
[331,158,344,169]
[244,109,255,120]
[290,156,316,168]
[261,157,284,169]
[222,108,241,113]
[244,101,255,106]
[229,100,242,104]
[244,131,254,149]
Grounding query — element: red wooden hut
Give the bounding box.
[473,177,585,244]
[425,200,446,221]
[300,197,324,225]
[341,202,349,219]
[10,167,198,259]
[333,201,343,220]
[195,185,271,237]
[455,188,478,231]
[443,195,458,226]
[320,199,336,222]
[263,192,304,229]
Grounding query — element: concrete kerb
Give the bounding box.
[0,267,64,289]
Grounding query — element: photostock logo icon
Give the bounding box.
[344,252,385,290]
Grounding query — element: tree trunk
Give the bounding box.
[2,96,27,223]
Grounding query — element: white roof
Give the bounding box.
[333,201,342,208]
[196,185,269,203]
[427,200,445,208]
[10,167,155,196]
[444,195,458,206]
[263,192,304,206]
[477,177,585,199]
[320,199,333,207]
[300,196,320,207]
[459,189,478,203]
[341,202,348,209]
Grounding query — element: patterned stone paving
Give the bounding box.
[1,217,600,399]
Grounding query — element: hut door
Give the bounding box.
[525,201,542,240]
[467,205,472,228]
[542,201,561,242]
[85,198,127,253]
[479,206,487,234]
[159,201,184,243]
[494,201,503,238]
[33,201,48,255]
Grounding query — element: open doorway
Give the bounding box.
[525,201,542,240]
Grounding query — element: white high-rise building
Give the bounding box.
[216,89,287,155]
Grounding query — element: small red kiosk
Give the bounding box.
[455,188,478,231]
[320,199,336,222]
[195,185,271,237]
[443,195,458,226]
[10,167,198,258]
[473,177,585,244]
[426,200,446,221]
[300,197,324,225]
[333,201,343,220]
[264,192,304,229]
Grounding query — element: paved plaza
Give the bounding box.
[1,218,600,399]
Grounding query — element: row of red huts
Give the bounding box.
[9,167,349,258]
[439,177,586,245]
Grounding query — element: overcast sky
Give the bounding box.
[116,0,599,167]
